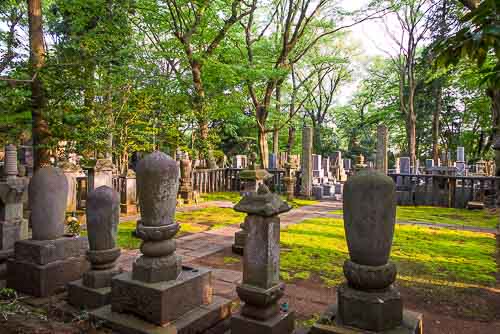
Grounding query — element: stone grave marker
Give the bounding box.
[68,186,121,309]
[231,184,295,334]
[91,151,231,333]
[310,170,422,334]
[7,166,89,297]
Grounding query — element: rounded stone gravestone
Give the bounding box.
[29,166,68,240]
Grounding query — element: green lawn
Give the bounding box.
[331,206,499,229]
[280,217,497,318]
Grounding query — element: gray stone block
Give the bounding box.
[14,236,88,265]
[310,304,422,334]
[67,279,111,310]
[0,220,21,250]
[231,310,295,334]
[7,256,90,297]
[338,283,402,331]
[91,295,232,334]
[111,266,212,326]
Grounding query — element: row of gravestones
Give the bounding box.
[4,150,423,334]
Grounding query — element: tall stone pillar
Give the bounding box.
[178,157,194,204]
[233,152,271,255]
[91,151,231,332]
[376,124,388,174]
[120,169,137,214]
[68,186,121,309]
[301,127,313,198]
[0,145,28,288]
[231,184,295,334]
[283,159,296,201]
[8,167,89,297]
[310,170,422,334]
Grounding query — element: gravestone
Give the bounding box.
[269,153,278,169]
[310,170,422,334]
[178,156,195,204]
[0,145,28,288]
[7,167,89,297]
[233,155,248,169]
[59,160,83,213]
[121,169,137,214]
[425,159,434,169]
[68,186,121,309]
[283,159,296,201]
[91,151,231,333]
[343,159,351,172]
[399,157,411,175]
[312,154,323,179]
[90,159,114,190]
[231,184,295,334]
[234,152,271,254]
[301,127,313,198]
[376,124,388,174]
[457,147,465,162]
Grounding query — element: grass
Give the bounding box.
[281,217,496,286]
[284,197,319,209]
[331,206,499,229]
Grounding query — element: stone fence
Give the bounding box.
[389,173,498,208]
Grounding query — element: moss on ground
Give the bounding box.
[280,217,497,288]
[331,206,499,229]
[200,192,242,203]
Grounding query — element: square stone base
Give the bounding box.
[310,304,422,334]
[91,295,232,334]
[13,236,88,265]
[231,310,295,334]
[111,266,212,326]
[7,256,90,297]
[67,279,111,310]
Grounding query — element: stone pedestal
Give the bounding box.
[310,170,422,334]
[283,161,296,201]
[91,151,230,332]
[8,236,89,297]
[231,185,295,334]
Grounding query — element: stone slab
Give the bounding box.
[111,266,212,326]
[7,256,90,297]
[67,279,111,310]
[310,304,422,334]
[14,236,88,265]
[91,295,232,334]
[231,310,295,334]
[0,220,21,250]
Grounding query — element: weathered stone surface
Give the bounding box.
[376,124,389,174]
[111,267,212,326]
[311,304,422,334]
[29,167,68,240]
[132,253,182,282]
[231,311,295,334]
[14,237,88,265]
[0,220,21,250]
[4,144,18,178]
[83,267,121,289]
[136,151,178,227]
[235,185,291,217]
[86,186,120,251]
[301,127,313,198]
[91,296,231,334]
[343,260,396,290]
[67,279,112,310]
[337,283,402,331]
[7,255,90,297]
[343,170,396,267]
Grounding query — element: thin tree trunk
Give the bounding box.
[272,124,279,156]
[287,126,295,155]
[432,81,441,165]
[28,0,51,170]
[313,123,321,154]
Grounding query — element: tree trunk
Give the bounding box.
[256,105,269,168]
[432,81,442,165]
[407,109,417,172]
[287,126,295,155]
[272,124,279,156]
[313,123,322,154]
[191,60,215,167]
[28,0,51,170]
